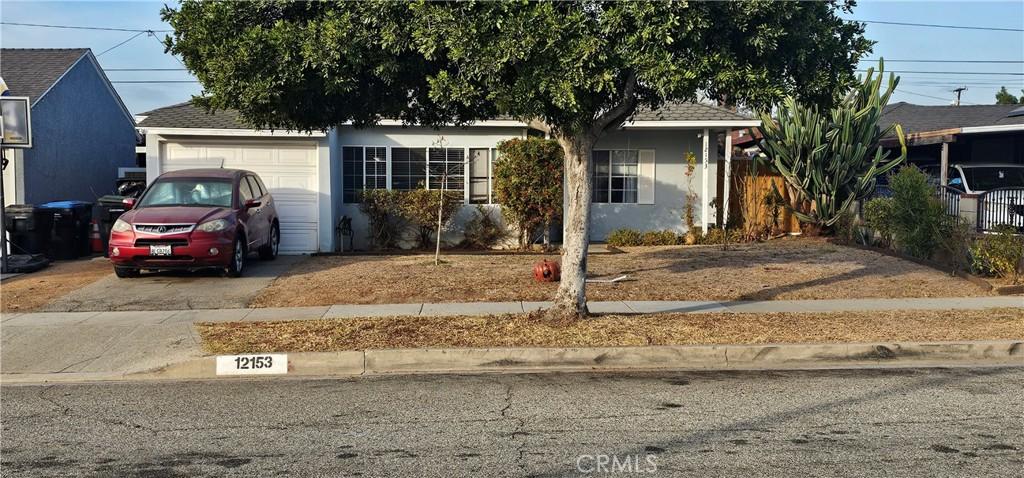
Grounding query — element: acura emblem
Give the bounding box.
[158,226,167,233]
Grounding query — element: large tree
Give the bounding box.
[164,0,870,319]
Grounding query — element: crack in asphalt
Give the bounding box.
[499,383,528,475]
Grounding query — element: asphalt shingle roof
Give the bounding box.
[0,48,89,103]
[137,101,248,129]
[881,102,1024,135]
[139,100,752,130]
[631,102,752,122]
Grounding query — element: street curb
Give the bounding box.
[2,340,1020,384]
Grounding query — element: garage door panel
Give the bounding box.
[279,228,318,253]
[275,201,318,223]
[278,148,316,166]
[162,141,320,254]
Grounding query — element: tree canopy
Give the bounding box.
[163,0,870,133]
[163,0,872,318]
[995,86,1023,105]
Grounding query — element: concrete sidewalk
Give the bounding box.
[2,296,1019,378]
[3,296,1020,327]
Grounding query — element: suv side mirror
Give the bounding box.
[244,199,261,209]
[122,197,136,209]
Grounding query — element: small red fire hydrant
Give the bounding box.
[533,259,561,282]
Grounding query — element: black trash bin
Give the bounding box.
[3,204,53,256]
[93,195,129,257]
[40,201,93,260]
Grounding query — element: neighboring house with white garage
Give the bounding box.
[1,48,137,206]
[137,101,758,253]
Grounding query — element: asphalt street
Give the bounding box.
[2,367,1022,477]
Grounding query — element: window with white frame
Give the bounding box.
[469,148,498,204]
[592,150,639,203]
[427,147,465,192]
[342,146,388,202]
[391,147,428,191]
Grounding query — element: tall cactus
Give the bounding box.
[757,60,907,229]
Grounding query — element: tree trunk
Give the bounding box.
[434,188,444,265]
[547,133,595,321]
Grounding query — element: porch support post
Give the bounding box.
[701,128,710,233]
[940,142,949,186]
[722,129,733,229]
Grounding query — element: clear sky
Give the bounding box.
[2,0,1022,114]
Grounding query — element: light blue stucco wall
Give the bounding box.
[22,57,136,205]
[590,128,715,240]
[332,125,723,249]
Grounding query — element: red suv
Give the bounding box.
[108,168,280,278]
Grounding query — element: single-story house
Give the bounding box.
[1,48,138,205]
[879,102,1024,184]
[136,101,759,253]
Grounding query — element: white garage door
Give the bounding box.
[161,141,320,254]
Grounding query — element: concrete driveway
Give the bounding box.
[41,255,304,312]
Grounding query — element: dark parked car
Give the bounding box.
[108,168,280,278]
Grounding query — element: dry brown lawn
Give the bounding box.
[1,259,112,312]
[251,237,992,307]
[198,308,1024,354]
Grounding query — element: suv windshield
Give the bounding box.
[962,167,1024,191]
[137,179,234,208]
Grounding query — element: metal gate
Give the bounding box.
[936,186,961,217]
[977,187,1024,233]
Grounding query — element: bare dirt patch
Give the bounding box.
[197,308,1024,354]
[1,259,112,312]
[251,237,992,307]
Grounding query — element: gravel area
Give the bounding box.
[251,237,993,307]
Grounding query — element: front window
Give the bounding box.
[137,179,234,208]
[593,150,638,203]
[343,146,388,202]
[962,167,1024,191]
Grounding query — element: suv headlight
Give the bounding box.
[196,219,229,232]
[111,219,132,233]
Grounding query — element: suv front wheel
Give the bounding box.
[225,236,246,278]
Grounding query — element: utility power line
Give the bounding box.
[863,59,1024,64]
[97,31,146,57]
[0,21,172,33]
[104,68,188,71]
[895,88,979,105]
[851,19,1024,32]
[857,70,1024,76]
[110,80,199,84]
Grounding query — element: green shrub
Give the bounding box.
[863,197,895,248]
[700,228,727,245]
[493,138,563,250]
[607,228,643,247]
[641,230,681,246]
[970,225,1024,283]
[358,189,403,250]
[398,189,464,248]
[937,216,974,274]
[462,205,505,249]
[832,209,858,244]
[888,166,945,258]
[608,229,681,246]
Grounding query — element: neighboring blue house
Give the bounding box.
[1,48,136,205]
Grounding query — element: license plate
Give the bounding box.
[216,354,288,375]
[149,244,173,256]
